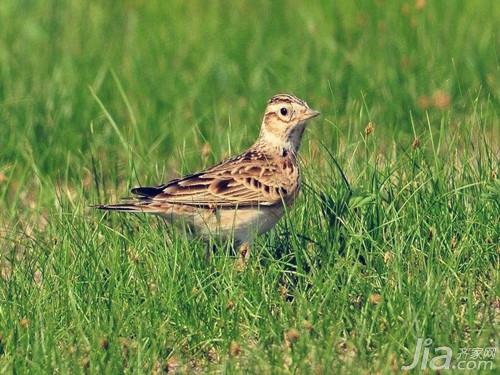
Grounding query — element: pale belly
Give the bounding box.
[160,205,285,244]
[193,205,285,244]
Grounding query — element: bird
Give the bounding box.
[96,94,320,258]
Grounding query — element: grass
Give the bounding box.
[0,0,498,373]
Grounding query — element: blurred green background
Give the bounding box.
[0,0,498,373]
[1,0,497,179]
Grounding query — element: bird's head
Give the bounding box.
[258,94,320,154]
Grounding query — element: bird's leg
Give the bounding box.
[234,241,251,271]
[204,243,211,263]
[204,241,218,263]
[238,241,251,261]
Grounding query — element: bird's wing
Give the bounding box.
[131,150,298,208]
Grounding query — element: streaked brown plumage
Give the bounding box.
[96,94,320,249]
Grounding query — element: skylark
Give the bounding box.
[96,94,320,253]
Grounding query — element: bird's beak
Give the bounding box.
[303,108,321,120]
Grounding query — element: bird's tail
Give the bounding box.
[93,202,160,213]
[94,185,167,213]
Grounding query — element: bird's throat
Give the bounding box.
[257,125,305,155]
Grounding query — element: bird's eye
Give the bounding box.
[280,107,288,116]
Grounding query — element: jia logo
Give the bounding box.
[402,338,496,371]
